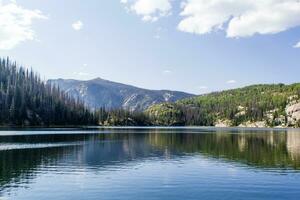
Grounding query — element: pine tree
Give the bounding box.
[0,57,98,126]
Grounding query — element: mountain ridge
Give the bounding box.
[48,78,195,111]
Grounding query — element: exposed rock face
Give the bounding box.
[48,78,195,111]
[238,121,267,128]
[286,103,300,126]
[215,119,232,127]
[235,106,246,117]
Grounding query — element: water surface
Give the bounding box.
[0,127,300,200]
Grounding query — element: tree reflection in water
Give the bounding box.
[1,128,300,194]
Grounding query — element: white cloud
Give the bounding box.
[294,41,300,48]
[154,27,164,39]
[121,0,172,22]
[0,0,47,50]
[72,20,83,31]
[178,0,300,38]
[226,80,237,84]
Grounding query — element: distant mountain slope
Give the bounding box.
[48,78,195,111]
[146,83,300,128]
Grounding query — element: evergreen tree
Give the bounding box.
[0,57,98,126]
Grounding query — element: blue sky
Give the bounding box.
[0,0,300,94]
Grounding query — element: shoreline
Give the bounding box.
[0,125,299,130]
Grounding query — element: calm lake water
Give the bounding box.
[0,127,300,200]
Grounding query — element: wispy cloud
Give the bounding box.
[154,27,166,39]
[72,20,83,31]
[0,0,47,50]
[226,80,237,84]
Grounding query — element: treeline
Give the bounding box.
[0,58,98,126]
[0,57,151,126]
[3,57,300,128]
[146,84,300,127]
[95,108,151,126]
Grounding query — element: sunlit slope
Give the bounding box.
[146,84,300,127]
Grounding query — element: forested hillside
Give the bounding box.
[2,57,300,128]
[0,58,97,126]
[146,84,300,128]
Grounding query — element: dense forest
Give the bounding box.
[0,57,151,126]
[146,84,300,127]
[96,108,151,126]
[0,58,98,126]
[2,57,300,128]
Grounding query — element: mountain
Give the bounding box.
[48,78,195,111]
[146,83,300,128]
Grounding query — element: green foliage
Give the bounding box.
[146,104,184,126]
[2,57,300,127]
[147,84,300,126]
[95,108,152,126]
[0,57,154,126]
[0,58,98,126]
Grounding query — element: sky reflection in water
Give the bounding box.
[0,128,300,200]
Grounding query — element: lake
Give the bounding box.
[0,127,300,200]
